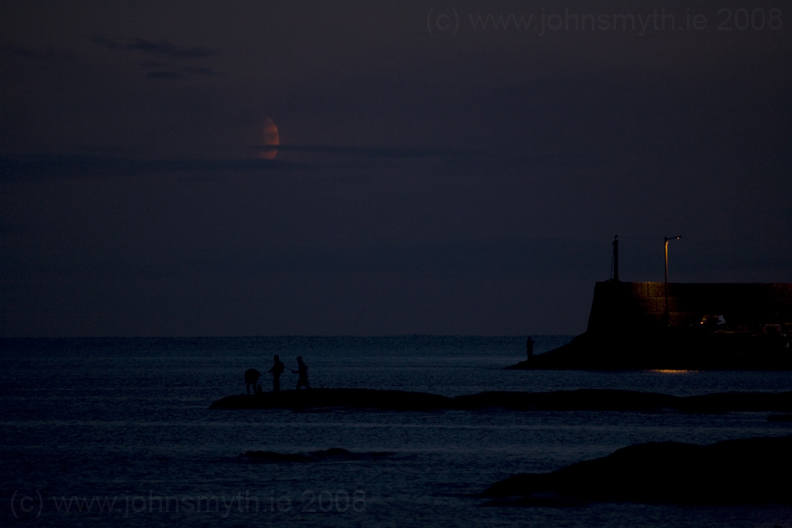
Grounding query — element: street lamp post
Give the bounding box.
[663,235,682,325]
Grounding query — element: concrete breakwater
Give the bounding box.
[586,281,792,332]
[512,281,792,370]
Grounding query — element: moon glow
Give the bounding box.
[260,117,280,160]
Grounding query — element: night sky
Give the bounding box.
[1,1,790,337]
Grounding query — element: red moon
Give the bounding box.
[259,117,279,160]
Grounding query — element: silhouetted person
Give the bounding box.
[269,355,285,392]
[244,368,261,395]
[291,356,310,390]
[526,336,534,360]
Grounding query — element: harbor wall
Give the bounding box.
[587,282,792,333]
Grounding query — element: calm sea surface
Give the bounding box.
[2,336,791,527]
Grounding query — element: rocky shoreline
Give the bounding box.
[480,436,792,506]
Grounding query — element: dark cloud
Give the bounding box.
[182,66,222,77]
[0,236,596,278]
[0,155,285,182]
[93,36,215,58]
[146,70,186,80]
[127,38,214,58]
[0,149,576,182]
[142,66,223,80]
[0,44,34,57]
[91,35,122,50]
[253,144,489,158]
[254,144,606,164]
[145,67,222,80]
[0,42,75,62]
[91,36,219,79]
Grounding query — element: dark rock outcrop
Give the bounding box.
[210,388,792,413]
[212,388,451,411]
[481,436,792,505]
[241,447,394,462]
[243,450,315,462]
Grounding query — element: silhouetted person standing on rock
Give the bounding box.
[292,356,310,390]
[269,355,285,392]
[244,368,261,395]
[526,337,534,360]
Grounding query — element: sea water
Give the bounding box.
[1,336,791,527]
